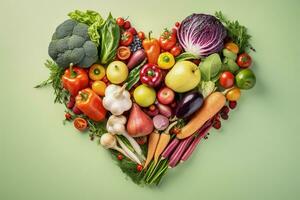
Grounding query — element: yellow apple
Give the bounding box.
[133,84,156,107]
[165,61,201,93]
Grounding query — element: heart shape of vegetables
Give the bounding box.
[36,10,256,186]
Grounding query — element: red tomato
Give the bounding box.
[117,154,123,160]
[237,53,252,68]
[175,22,180,28]
[127,27,137,35]
[74,117,88,131]
[170,45,182,57]
[120,31,133,46]
[219,71,235,88]
[137,31,145,40]
[117,46,131,60]
[116,17,125,26]
[65,112,72,120]
[159,29,177,50]
[123,21,131,29]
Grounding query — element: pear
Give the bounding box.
[165,61,201,93]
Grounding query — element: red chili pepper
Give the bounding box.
[159,28,177,51]
[139,64,163,87]
[62,64,89,96]
[75,88,107,121]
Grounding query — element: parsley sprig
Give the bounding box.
[215,11,255,53]
[35,60,69,104]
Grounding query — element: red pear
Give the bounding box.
[127,103,154,137]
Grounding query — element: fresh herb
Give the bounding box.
[215,11,254,52]
[125,59,147,90]
[35,60,69,104]
[87,118,107,139]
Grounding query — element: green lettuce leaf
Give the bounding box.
[68,10,104,46]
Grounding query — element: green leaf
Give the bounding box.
[199,53,222,81]
[125,59,147,90]
[222,57,240,74]
[99,13,120,64]
[198,81,216,98]
[68,10,104,46]
[175,52,199,62]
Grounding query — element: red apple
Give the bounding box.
[157,87,175,105]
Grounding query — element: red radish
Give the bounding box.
[168,135,194,168]
[127,103,154,137]
[156,102,172,117]
[161,138,180,159]
[153,115,169,131]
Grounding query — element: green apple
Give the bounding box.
[133,84,156,107]
[165,61,201,93]
[106,61,128,84]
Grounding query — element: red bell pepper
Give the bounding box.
[62,64,89,96]
[140,64,163,87]
[75,88,107,122]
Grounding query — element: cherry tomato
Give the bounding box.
[116,17,125,26]
[171,127,181,135]
[65,112,72,120]
[74,117,88,131]
[224,42,239,54]
[219,71,235,88]
[117,154,123,160]
[136,164,143,172]
[226,88,241,101]
[117,46,131,60]
[175,22,180,28]
[237,53,252,68]
[92,81,106,96]
[123,21,131,29]
[137,31,145,40]
[170,45,182,57]
[127,27,137,35]
[120,31,133,46]
[136,136,147,145]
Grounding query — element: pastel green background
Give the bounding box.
[1,0,299,199]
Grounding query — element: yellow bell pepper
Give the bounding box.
[157,52,175,69]
[89,64,106,81]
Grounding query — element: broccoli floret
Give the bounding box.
[48,19,98,68]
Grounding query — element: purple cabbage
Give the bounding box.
[177,14,227,57]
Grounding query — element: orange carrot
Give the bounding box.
[153,121,177,164]
[176,92,226,139]
[144,131,160,168]
[153,133,170,164]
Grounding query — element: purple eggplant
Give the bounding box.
[175,91,204,119]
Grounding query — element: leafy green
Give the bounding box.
[222,57,239,74]
[35,60,69,104]
[215,11,254,53]
[99,13,120,64]
[68,10,104,46]
[175,52,199,62]
[198,81,216,98]
[199,53,222,81]
[125,59,147,90]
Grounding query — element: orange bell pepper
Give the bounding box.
[75,88,107,121]
[62,64,89,96]
[142,31,161,64]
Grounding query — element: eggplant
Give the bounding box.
[175,91,204,119]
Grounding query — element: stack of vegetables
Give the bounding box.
[36,10,257,186]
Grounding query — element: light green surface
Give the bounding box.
[1,0,299,199]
